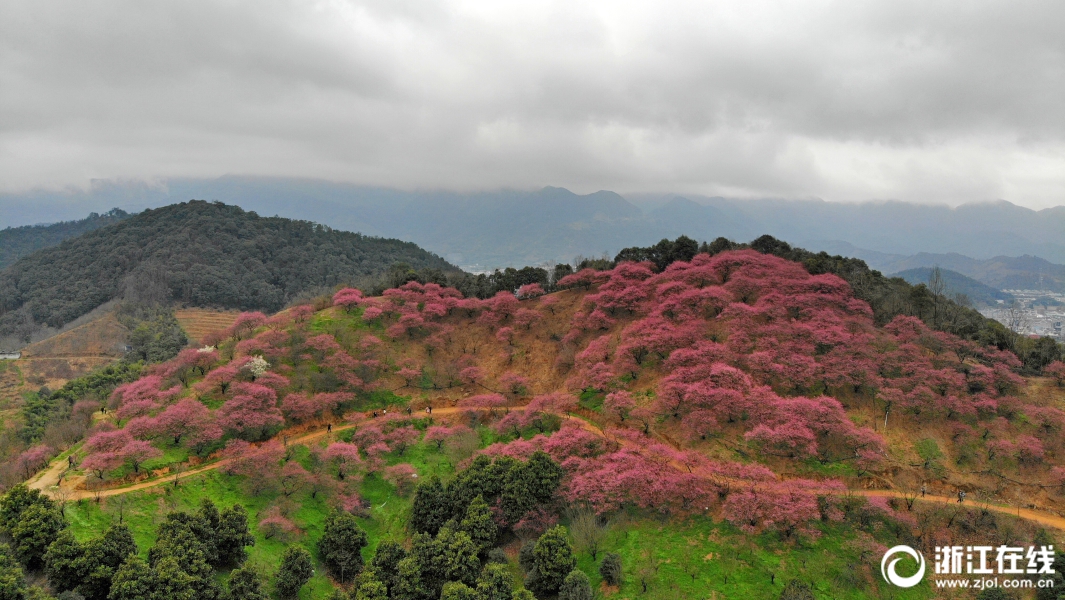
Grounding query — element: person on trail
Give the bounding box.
[68,455,75,467]
[921,484,927,497]
[327,423,332,433]
[428,406,432,415]
[958,491,966,504]
[372,411,378,418]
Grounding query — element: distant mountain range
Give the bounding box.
[808,241,1065,293]
[892,267,1014,306]
[3,176,1065,272]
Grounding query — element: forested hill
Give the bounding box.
[0,208,131,270]
[0,201,457,342]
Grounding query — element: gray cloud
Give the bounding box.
[1,0,1063,208]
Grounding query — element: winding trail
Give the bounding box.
[27,406,1065,532]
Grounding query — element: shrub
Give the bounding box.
[599,552,623,586]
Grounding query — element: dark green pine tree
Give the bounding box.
[275,546,313,599]
[77,523,137,600]
[318,511,369,583]
[409,476,451,534]
[351,569,389,600]
[474,563,513,600]
[368,541,407,595]
[528,525,576,596]
[0,543,27,600]
[434,527,481,588]
[11,503,66,569]
[108,557,158,600]
[459,495,497,552]
[216,504,255,567]
[440,581,478,600]
[599,552,623,586]
[147,524,219,600]
[0,485,54,533]
[559,569,593,600]
[227,566,269,600]
[43,530,84,593]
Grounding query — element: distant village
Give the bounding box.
[980,289,1065,340]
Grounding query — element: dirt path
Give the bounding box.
[30,407,470,500]
[29,405,1065,532]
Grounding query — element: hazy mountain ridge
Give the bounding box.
[3,177,1065,269]
[892,267,1014,306]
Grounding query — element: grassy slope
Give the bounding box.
[52,295,1064,599]
[62,425,935,600]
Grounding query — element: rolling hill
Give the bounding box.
[9,247,1064,599]
[0,200,458,344]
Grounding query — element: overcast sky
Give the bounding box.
[1,1,1063,209]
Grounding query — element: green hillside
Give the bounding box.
[0,208,131,270]
[0,201,457,343]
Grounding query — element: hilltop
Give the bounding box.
[0,200,457,345]
[6,247,1064,599]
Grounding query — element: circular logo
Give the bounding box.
[881,545,926,588]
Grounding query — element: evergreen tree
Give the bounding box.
[152,557,197,600]
[559,569,593,600]
[44,531,84,593]
[275,546,313,599]
[156,510,218,566]
[0,544,27,600]
[440,582,478,600]
[0,485,54,533]
[518,541,536,573]
[318,511,368,583]
[599,552,622,586]
[351,570,388,600]
[227,566,268,600]
[78,523,137,600]
[198,499,221,535]
[216,504,255,568]
[511,590,535,600]
[11,503,65,569]
[500,452,562,523]
[409,476,451,535]
[434,528,481,588]
[459,495,496,552]
[368,541,406,595]
[528,526,576,596]
[389,556,430,600]
[107,557,157,600]
[147,525,219,600]
[475,563,514,600]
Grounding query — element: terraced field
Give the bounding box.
[173,308,239,344]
